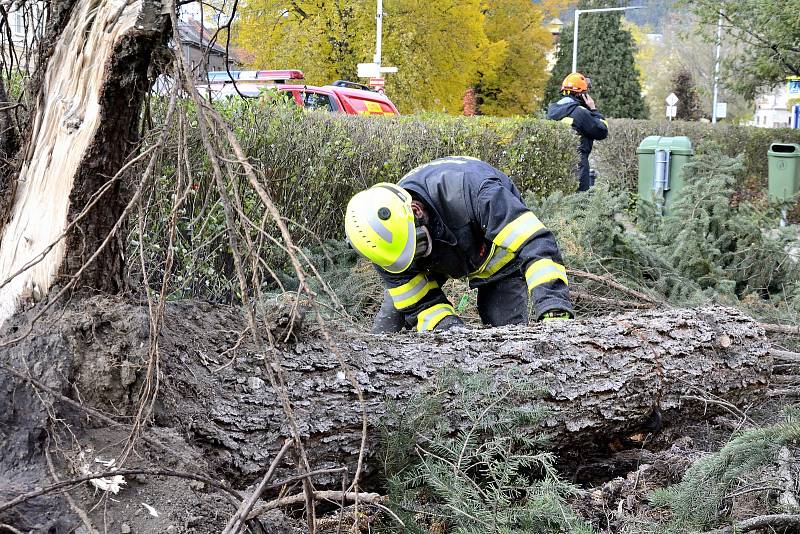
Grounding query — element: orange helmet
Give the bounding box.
[561,72,590,94]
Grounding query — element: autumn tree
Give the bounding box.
[473,0,553,116]
[236,1,373,84]
[544,0,648,119]
[636,12,751,123]
[671,67,704,120]
[682,0,800,100]
[237,0,491,113]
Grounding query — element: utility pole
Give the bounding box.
[572,6,644,73]
[357,0,396,89]
[374,0,383,69]
[711,11,723,124]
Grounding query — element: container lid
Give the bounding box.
[659,136,694,155]
[636,135,662,154]
[768,143,800,157]
[636,135,694,155]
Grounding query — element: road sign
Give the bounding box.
[788,76,800,95]
[357,62,380,78]
[380,66,398,73]
[715,102,727,119]
[666,93,678,106]
[369,77,385,89]
[666,105,677,118]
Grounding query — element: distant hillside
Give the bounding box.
[550,0,682,33]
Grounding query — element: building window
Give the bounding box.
[12,11,24,35]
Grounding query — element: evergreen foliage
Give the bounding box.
[526,144,800,317]
[648,407,800,532]
[544,0,648,119]
[379,369,595,534]
[670,68,704,121]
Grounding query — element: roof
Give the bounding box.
[177,19,245,63]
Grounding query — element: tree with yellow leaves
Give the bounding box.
[474,0,556,116]
[235,0,561,115]
[236,1,373,84]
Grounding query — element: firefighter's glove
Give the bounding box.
[541,310,573,322]
[434,315,466,331]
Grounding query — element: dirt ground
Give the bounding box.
[0,296,795,533]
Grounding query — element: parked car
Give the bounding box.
[198,70,400,116]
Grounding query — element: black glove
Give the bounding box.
[434,314,466,331]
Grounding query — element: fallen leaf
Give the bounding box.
[141,502,159,517]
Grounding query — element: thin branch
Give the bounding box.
[222,438,293,534]
[247,491,384,521]
[760,323,800,336]
[567,268,663,305]
[701,513,800,534]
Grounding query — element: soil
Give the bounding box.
[0,296,296,533]
[0,296,791,533]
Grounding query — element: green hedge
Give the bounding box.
[137,103,800,302]
[593,119,800,196]
[219,106,580,241]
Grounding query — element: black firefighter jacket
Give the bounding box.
[546,94,609,191]
[375,156,573,332]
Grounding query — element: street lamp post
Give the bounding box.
[711,11,723,124]
[374,0,383,69]
[572,6,645,73]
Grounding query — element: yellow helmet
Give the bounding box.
[345,183,416,273]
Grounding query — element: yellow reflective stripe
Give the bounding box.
[601,119,608,127]
[561,117,574,126]
[469,245,516,279]
[387,273,438,310]
[417,303,456,332]
[492,212,545,252]
[525,259,568,292]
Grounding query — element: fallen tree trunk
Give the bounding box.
[0,298,772,498]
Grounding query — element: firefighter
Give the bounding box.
[344,156,573,333]
[546,72,608,192]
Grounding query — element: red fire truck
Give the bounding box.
[199,70,400,116]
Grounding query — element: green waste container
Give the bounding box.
[636,136,694,215]
[767,143,800,202]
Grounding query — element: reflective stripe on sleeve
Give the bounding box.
[417,303,456,332]
[525,259,568,292]
[561,117,575,126]
[492,211,545,252]
[388,273,438,310]
[601,119,608,127]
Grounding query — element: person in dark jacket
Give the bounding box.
[344,156,574,333]
[546,72,608,192]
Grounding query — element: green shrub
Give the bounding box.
[222,106,580,241]
[525,145,800,317]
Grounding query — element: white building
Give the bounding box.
[3,2,45,68]
[751,82,797,128]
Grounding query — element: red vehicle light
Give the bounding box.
[256,70,305,82]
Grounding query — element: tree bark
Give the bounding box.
[0,298,772,496]
[0,0,166,326]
